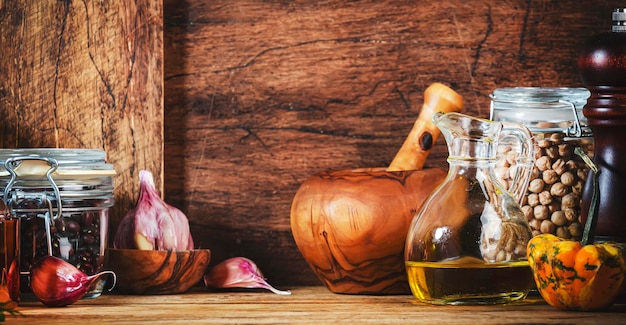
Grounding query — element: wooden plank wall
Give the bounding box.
[0,2,163,225]
[2,0,622,288]
[163,0,622,286]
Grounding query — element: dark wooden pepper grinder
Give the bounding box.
[578,8,626,243]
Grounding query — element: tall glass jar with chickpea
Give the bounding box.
[490,87,593,240]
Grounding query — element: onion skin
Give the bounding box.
[113,170,194,251]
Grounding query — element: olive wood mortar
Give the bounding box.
[107,248,211,295]
[291,167,446,294]
[290,83,464,294]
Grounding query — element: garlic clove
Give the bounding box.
[112,209,137,249]
[30,256,116,307]
[113,170,194,251]
[203,257,291,295]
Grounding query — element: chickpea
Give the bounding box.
[565,159,578,171]
[514,244,526,256]
[556,226,571,239]
[495,158,509,168]
[497,145,513,155]
[549,133,564,144]
[534,205,549,220]
[552,159,567,175]
[496,250,506,262]
[550,182,569,197]
[529,218,542,231]
[540,219,556,234]
[496,132,592,239]
[577,168,588,181]
[558,143,574,158]
[546,146,559,159]
[521,205,534,221]
[568,222,583,238]
[483,248,497,261]
[535,156,552,171]
[494,166,508,180]
[533,144,543,160]
[506,151,518,165]
[572,180,584,196]
[528,179,545,193]
[520,194,528,206]
[560,171,576,186]
[563,207,578,222]
[538,190,552,205]
[551,211,568,226]
[542,169,559,185]
[530,166,540,180]
[536,139,551,149]
[561,193,579,209]
[548,201,560,214]
[508,165,519,181]
[504,240,516,253]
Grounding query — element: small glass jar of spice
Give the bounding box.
[0,149,115,299]
[490,87,593,240]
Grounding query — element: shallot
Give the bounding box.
[113,170,194,251]
[203,257,291,295]
[30,256,116,307]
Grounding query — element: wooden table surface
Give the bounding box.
[6,286,626,324]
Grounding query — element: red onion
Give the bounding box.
[30,256,116,307]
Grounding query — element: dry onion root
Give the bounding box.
[113,170,194,251]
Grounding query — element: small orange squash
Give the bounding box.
[527,148,626,311]
[527,234,625,311]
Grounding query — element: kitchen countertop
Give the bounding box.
[6,286,626,324]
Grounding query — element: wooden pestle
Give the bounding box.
[387,83,464,172]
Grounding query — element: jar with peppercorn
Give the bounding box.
[0,149,115,300]
[489,87,593,240]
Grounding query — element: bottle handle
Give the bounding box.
[499,122,535,205]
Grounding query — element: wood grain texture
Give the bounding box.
[107,248,211,295]
[290,167,446,294]
[7,287,626,324]
[164,0,624,286]
[0,1,163,227]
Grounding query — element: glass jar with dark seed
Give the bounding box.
[0,149,115,299]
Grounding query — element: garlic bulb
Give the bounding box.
[113,170,194,251]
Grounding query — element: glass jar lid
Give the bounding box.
[0,149,116,218]
[0,148,116,177]
[489,87,591,136]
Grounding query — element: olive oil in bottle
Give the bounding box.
[405,259,534,305]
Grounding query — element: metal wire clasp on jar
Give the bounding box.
[489,87,593,240]
[0,149,116,299]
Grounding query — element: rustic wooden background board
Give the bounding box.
[163,0,622,286]
[2,0,623,288]
[0,1,163,220]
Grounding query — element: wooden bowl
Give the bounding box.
[290,167,446,295]
[107,248,211,295]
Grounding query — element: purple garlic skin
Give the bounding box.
[203,257,291,295]
[114,170,194,251]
